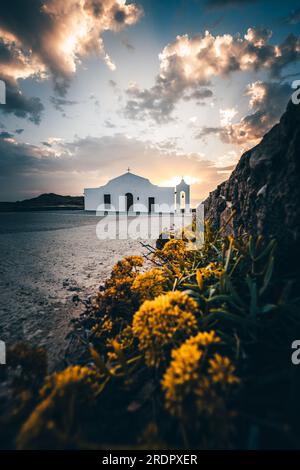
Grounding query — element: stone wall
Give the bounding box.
[204,101,300,274]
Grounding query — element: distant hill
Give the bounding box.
[0,193,84,212]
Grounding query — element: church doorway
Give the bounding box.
[125,193,133,212]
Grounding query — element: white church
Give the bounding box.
[84,170,191,214]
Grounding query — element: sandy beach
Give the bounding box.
[0,211,150,369]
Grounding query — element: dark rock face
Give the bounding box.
[204,101,300,273]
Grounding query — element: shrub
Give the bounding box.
[132,291,199,367]
[17,366,102,449]
[131,268,171,303]
[162,331,239,448]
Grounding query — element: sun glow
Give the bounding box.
[161,176,200,187]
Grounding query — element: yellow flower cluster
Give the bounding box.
[161,239,186,259]
[162,331,239,418]
[95,256,144,317]
[91,315,113,339]
[196,262,225,289]
[131,268,170,303]
[107,325,135,361]
[40,365,101,399]
[110,256,144,279]
[184,330,221,348]
[17,366,101,449]
[132,291,199,367]
[208,353,240,385]
[154,239,191,278]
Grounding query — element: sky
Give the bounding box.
[0,0,300,204]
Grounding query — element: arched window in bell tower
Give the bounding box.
[180,190,186,209]
[175,178,190,213]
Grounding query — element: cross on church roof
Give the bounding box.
[127,167,131,173]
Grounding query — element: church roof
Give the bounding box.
[106,171,151,185]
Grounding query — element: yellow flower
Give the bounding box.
[208,353,240,385]
[162,239,186,258]
[184,330,221,348]
[162,331,239,418]
[95,255,144,317]
[154,239,188,276]
[106,325,135,361]
[110,256,144,280]
[162,342,203,416]
[195,262,224,289]
[91,315,113,339]
[132,291,199,367]
[40,365,102,400]
[131,268,170,303]
[17,365,102,449]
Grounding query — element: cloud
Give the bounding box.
[195,126,221,141]
[122,37,135,52]
[0,0,142,95]
[50,96,79,115]
[219,108,238,126]
[109,79,118,88]
[196,80,291,146]
[0,130,14,139]
[0,39,44,123]
[205,0,262,9]
[89,94,101,109]
[281,8,300,25]
[124,27,300,123]
[104,119,116,128]
[0,133,232,202]
[182,88,213,101]
[0,76,44,124]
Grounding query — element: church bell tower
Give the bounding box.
[175,178,190,213]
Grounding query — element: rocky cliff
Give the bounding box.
[204,101,300,274]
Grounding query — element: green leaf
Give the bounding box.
[246,275,258,317]
[260,304,277,314]
[259,255,274,296]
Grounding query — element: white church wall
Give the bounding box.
[84,173,176,213]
